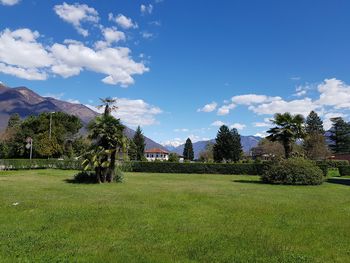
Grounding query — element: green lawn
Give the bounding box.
[1,170,350,263]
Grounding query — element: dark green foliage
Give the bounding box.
[183,138,194,161]
[127,139,137,161]
[261,158,324,185]
[86,98,126,183]
[306,111,325,134]
[133,126,146,161]
[129,161,265,175]
[168,153,180,162]
[3,112,83,158]
[329,117,350,154]
[213,125,242,163]
[304,111,329,160]
[7,113,21,129]
[338,166,350,176]
[316,164,328,177]
[267,113,305,158]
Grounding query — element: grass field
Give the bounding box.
[1,170,350,263]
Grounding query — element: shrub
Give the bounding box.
[316,164,328,177]
[128,161,265,175]
[338,166,350,176]
[261,158,324,185]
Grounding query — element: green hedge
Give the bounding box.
[0,159,82,170]
[129,162,266,175]
[316,160,349,168]
[338,166,350,176]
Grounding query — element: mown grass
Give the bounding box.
[0,170,350,262]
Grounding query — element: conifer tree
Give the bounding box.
[329,117,350,154]
[133,126,146,161]
[213,125,242,162]
[231,128,243,162]
[306,111,324,134]
[183,138,194,161]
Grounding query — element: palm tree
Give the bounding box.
[97,97,118,116]
[266,112,305,158]
[86,98,125,183]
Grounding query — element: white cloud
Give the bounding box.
[102,27,125,44]
[232,94,281,105]
[0,28,148,86]
[109,13,138,29]
[254,122,270,127]
[141,31,153,39]
[211,120,225,127]
[0,28,53,68]
[162,138,184,148]
[86,98,162,127]
[0,63,47,80]
[249,97,317,116]
[54,2,99,37]
[67,99,80,104]
[0,0,20,6]
[197,102,217,112]
[50,41,148,86]
[230,123,246,130]
[217,103,236,115]
[174,128,189,132]
[141,4,153,15]
[317,78,350,109]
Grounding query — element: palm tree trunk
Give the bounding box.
[283,140,292,159]
[107,149,116,183]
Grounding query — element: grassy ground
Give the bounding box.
[0,170,350,263]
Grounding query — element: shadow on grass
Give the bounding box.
[327,178,350,186]
[232,179,263,184]
[64,178,97,184]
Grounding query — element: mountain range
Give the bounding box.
[0,83,262,155]
[164,136,261,159]
[0,83,166,150]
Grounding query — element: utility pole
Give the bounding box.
[49,112,55,140]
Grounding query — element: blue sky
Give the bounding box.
[1,0,350,147]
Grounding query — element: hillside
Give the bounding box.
[0,84,165,150]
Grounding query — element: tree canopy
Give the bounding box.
[213,125,242,163]
[183,138,194,161]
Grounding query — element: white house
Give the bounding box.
[144,148,169,161]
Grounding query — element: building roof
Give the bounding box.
[145,148,169,154]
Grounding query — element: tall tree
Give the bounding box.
[199,142,214,163]
[86,98,126,183]
[304,111,329,160]
[267,112,305,158]
[183,138,194,161]
[306,111,325,134]
[133,126,146,161]
[329,117,350,154]
[231,128,243,162]
[213,125,242,162]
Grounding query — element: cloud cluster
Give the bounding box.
[87,98,162,127]
[54,2,99,37]
[0,28,148,86]
[0,0,20,6]
[211,120,246,130]
[197,102,217,112]
[141,4,153,15]
[108,13,138,29]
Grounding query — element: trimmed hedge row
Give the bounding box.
[0,159,82,170]
[129,161,266,175]
[316,160,349,168]
[338,166,350,176]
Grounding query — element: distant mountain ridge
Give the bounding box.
[0,83,166,150]
[164,135,262,159]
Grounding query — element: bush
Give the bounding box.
[128,161,265,175]
[261,158,324,185]
[316,164,328,177]
[338,166,350,176]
